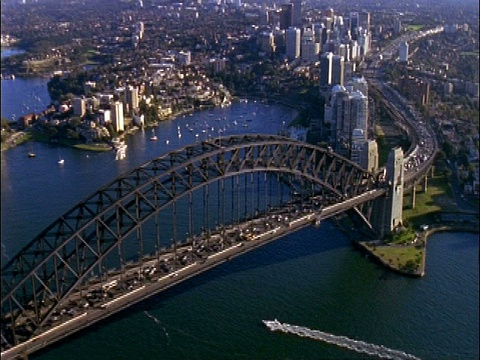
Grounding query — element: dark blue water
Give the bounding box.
[1,75,478,360]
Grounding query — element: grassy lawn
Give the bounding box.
[73,143,112,151]
[366,243,423,272]
[386,227,416,244]
[361,162,456,275]
[403,170,456,227]
[406,25,424,31]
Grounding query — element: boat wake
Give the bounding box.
[144,311,170,343]
[262,320,421,360]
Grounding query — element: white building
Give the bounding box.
[97,109,111,126]
[111,101,125,132]
[357,30,370,57]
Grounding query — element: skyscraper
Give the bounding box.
[319,52,334,88]
[291,0,302,27]
[337,43,350,62]
[350,90,368,135]
[358,11,370,32]
[331,55,345,86]
[112,101,125,132]
[301,28,319,62]
[328,87,368,157]
[399,41,409,62]
[286,27,301,59]
[124,86,139,114]
[258,31,275,55]
[349,12,358,36]
[280,4,293,30]
[393,18,402,34]
[332,88,352,156]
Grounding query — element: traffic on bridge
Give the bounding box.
[2,135,387,359]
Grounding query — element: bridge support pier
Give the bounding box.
[423,175,428,193]
[431,166,434,178]
[411,186,416,209]
[372,147,404,238]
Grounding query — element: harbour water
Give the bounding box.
[1,70,478,360]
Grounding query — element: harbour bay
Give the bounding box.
[1,74,478,360]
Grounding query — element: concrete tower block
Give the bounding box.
[372,147,404,237]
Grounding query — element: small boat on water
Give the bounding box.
[150,129,158,141]
[27,145,36,158]
[58,158,64,165]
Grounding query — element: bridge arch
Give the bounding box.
[1,134,379,348]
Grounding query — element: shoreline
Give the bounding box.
[355,222,479,277]
[333,212,478,278]
[1,93,302,154]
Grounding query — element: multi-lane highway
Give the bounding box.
[362,26,444,184]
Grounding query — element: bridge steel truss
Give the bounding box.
[1,134,381,350]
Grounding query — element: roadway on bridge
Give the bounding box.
[1,189,385,360]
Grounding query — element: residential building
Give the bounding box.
[112,101,125,132]
[73,97,86,117]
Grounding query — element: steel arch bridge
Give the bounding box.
[1,134,385,354]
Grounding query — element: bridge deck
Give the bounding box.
[1,189,385,359]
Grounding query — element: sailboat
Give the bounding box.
[150,129,158,141]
